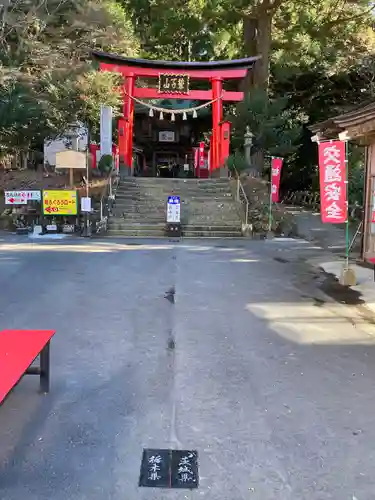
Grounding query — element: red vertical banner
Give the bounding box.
[89,144,98,169]
[271,158,283,203]
[194,148,198,170]
[318,141,347,224]
[199,142,205,168]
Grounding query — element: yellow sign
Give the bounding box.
[42,190,78,216]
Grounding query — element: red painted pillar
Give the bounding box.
[220,121,231,166]
[211,78,223,172]
[123,74,135,171]
[118,118,126,166]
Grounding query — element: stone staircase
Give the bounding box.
[107,177,243,238]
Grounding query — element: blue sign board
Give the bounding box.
[167,196,181,222]
[168,196,180,205]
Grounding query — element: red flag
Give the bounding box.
[194,148,199,170]
[199,142,205,168]
[318,141,347,224]
[271,158,283,203]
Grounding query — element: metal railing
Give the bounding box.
[95,166,119,234]
[231,168,250,228]
[281,190,363,222]
[281,190,320,211]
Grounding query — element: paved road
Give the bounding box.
[0,237,375,500]
[282,205,361,257]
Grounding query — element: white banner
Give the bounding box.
[100,105,113,158]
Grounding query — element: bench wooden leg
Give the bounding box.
[40,341,50,394]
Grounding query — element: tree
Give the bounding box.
[230,89,302,171]
[0,0,139,156]
[200,0,375,91]
[122,0,212,61]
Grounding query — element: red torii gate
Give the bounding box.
[92,51,259,173]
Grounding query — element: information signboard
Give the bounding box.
[5,190,41,205]
[42,190,78,216]
[167,196,181,223]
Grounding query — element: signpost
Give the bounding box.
[5,190,41,205]
[42,190,78,216]
[81,197,92,213]
[268,157,283,232]
[167,196,181,223]
[55,150,86,188]
[166,195,181,237]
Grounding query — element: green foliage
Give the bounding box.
[98,153,113,173]
[226,151,248,173]
[348,144,365,206]
[0,0,139,154]
[122,0,212,61]
[272,0,375,80]
[230,89,303,158]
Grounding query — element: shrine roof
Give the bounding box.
[92,50,260,71]
[310,101,375,140]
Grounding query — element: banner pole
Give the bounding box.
[345,140,349,268]
[268,157,273,232]
[340,138,356,285]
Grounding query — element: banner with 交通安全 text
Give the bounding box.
[318,141,347,224]
[271,158,283,203]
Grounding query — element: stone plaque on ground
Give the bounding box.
[171,450,199,489]
[139,449,170,488]
[139,449,199,489]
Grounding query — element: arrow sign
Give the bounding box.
[45,206,52,213]
[8,198,15,203]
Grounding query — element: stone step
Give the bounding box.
[106,229,242,238]
[108,218,165,229]
[117,181,231,189]
[116,187,231,192]
[109,221,241,231]
[182,230,243,238]
[115,191,232,199]
[120,179,230,185]
[113,208,239,217]
[107,229,166,237]
[115,192,233,199]
[111,214,166,221]
[113,204,237,213]
[117,183,231,189]
[105,177,242,238]
[111,217,241,226]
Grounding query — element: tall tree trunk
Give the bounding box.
[242,10,273,174]
[253,12,272,91]
[243,16,258,90]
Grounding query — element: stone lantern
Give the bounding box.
[244,126,253,168]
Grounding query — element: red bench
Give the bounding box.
[0,330,56,404]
